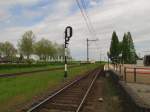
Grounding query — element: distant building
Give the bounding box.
[0,57,10,63]
[90,59,96,64]
[144,55,150,66]
[136,59,143,66]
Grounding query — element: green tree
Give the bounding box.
[56,44,71,58]
[18,30,35,60]
[0,41,17,58]
[109,31,120,63]
[121,33,129,63]
[55,44,64,57]
[127,32,137,63]
[121,32,137,64]
[0,42,3,57]
[34,38,57,61]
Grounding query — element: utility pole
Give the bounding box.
[100,51,102,63]
[86,38,98,62]
[64,26,73,79]
[87,39,89,62]
[107,52,110,69]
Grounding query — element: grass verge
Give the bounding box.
[103,77,123,112]
[0,65,64,74]
[0,64,100,112]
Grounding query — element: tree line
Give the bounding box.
[109,31,138,64]
[0,30,70,63]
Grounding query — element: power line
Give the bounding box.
[80,0,97,36]
[75,0,99,41]
[75,0,97,38]
[76,0,102,61]
[75,0,94,36]
[80,0,101,51]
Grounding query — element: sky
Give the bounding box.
[0,0,150,61]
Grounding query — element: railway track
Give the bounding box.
[25,68,101,112]
[0,65,78,78]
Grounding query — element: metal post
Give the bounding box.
[124,67,127,82]
[108,57,109,69]
[87,38,89,62]
[100,51,101,64]
[86,38,98,63]
[64,45,67,78]
[120,64,121,74]
[134,68,136,83]
[64,26,73,79]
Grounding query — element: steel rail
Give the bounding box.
[76,69,100,112]
[26,69,95,112]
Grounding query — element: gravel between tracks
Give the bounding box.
[25,68,101,112]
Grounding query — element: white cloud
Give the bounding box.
[0,0,39,6]
[90,0,98,6]
[0,9,10,21]
[0,0,150,60]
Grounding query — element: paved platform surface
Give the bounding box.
[127,83,150,106]
[105,64,150,108]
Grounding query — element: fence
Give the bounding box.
[110,64,150,84]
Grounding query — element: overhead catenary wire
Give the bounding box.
[75,0,102,60]
[75,0,98,40]
[80,0,97,37]
[78,0,100,49]
[76,0,92,34]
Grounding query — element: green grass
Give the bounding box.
[0,65,64,74]
[0,64,101,112]
[104,77,123,112]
